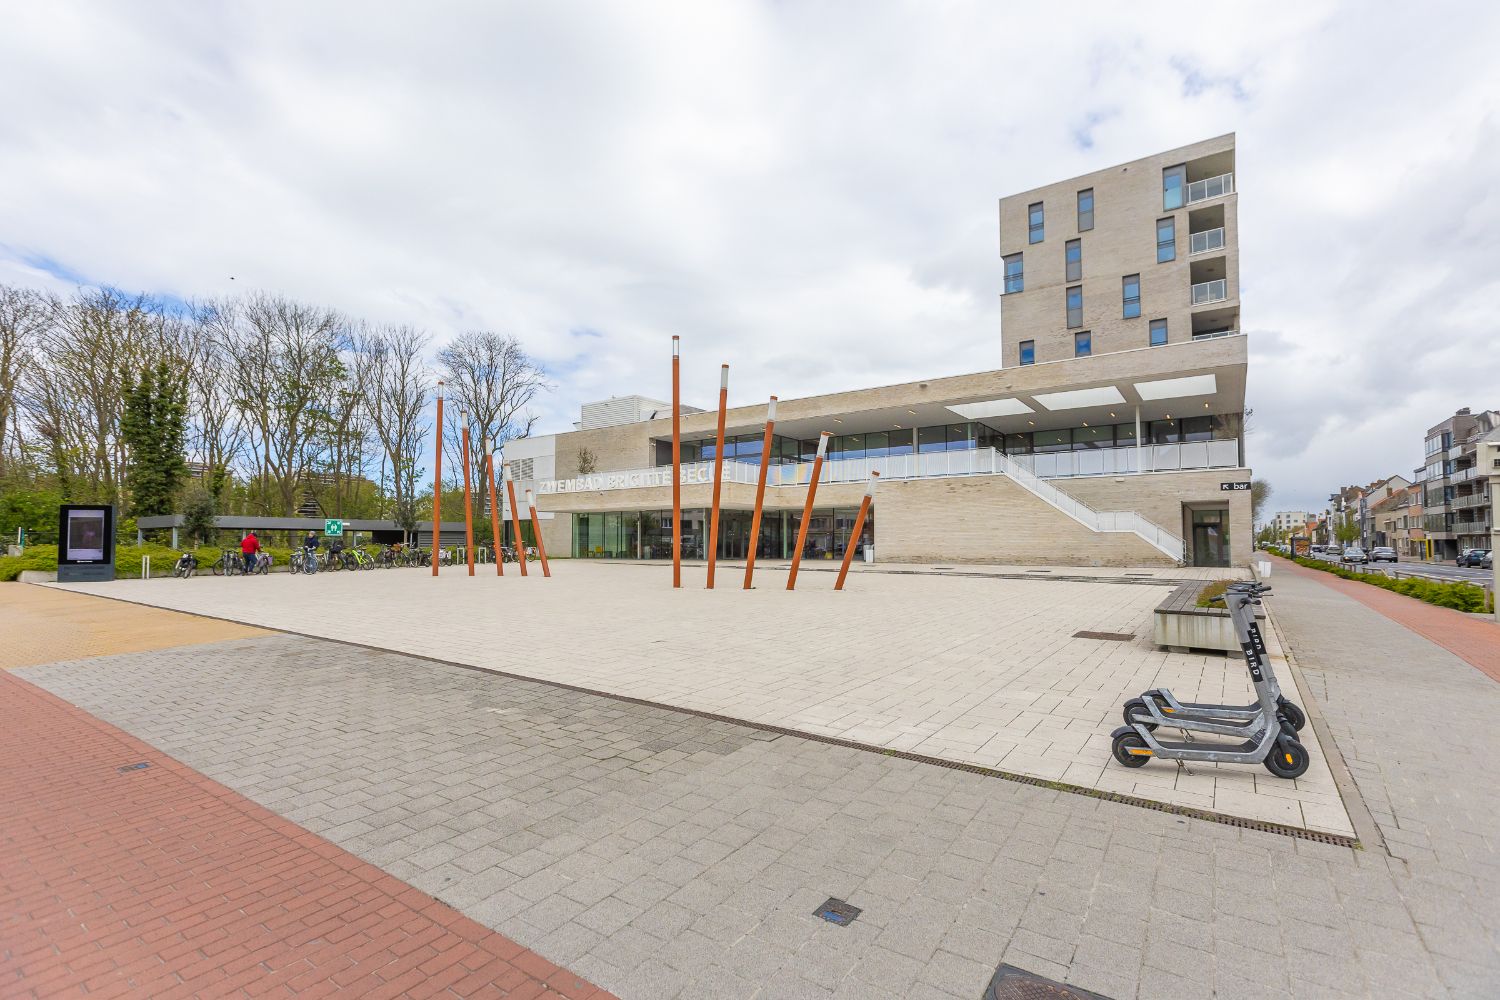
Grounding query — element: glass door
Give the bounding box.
[1190,508,1229,567]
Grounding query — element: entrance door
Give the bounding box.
[1190,508,1229,567]
[716,511,751,560]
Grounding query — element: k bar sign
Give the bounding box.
[1220,482,1252,491]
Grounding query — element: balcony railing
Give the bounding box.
[1191,329,1239,341]
[1454,518,1491,536]
[1191,278,1228,305]
[536,440,1243,495]
[1189,228,1226,255]
[1187,172,1234,204]
[1452,492,1491,510]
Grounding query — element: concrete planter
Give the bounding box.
[18,570,58,583]
[1153,606,1240,652]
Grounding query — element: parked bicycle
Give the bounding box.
[172,552,198,578]
[252,551,273,575]
[289,546,319,575]
[211,550,244,576]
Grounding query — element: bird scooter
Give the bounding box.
[1110,582,1310,779]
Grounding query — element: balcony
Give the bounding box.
[1454,518,1491,537]
[1187,172,1234,204]
[1190,228,1226,255]
[1191,279,1228,305]
[1191,328,1239,341]
[1452,492,1490,510]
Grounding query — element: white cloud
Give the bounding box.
[2,1,1497,516]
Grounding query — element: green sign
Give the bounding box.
[324,519,344,537]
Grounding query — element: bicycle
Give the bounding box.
[289,547,319,575]
[252,552,273,575]
[172,552,198,578]
[349,548,375,570]
[211,551,244,577]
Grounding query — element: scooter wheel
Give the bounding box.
[1263,739,1310,779]
[1111,728,1152,768]
[1277,699,1307,732]
[1121,699,1158,731]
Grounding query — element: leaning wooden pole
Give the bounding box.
[460,413,475,576]
[786,432,831,591]
[743,395,777,590]
[835,472,879,591]
[431,380,445,576]
[504,461,529,577]
[705,364,729,589]
[671,336,682,588]
[526,489,552,578]
[484,440,503,577]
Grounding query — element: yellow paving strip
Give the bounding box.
[0,584,272,670]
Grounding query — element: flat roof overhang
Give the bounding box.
[649,336,1248,441]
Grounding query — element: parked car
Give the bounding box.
[1457,549,1489,567]
[1341,546,1368,564]
[1484,551,1493,569]
[1370,547,1398,563]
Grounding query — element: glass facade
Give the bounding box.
[570,507,870,562]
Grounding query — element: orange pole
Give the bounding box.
[787,431,831,591]
[526,489,552,578]
[485,440,503,576]
[743,396,777,590]
[705,364,729,589]
[671,336,681,588]
[504,462,529,577]
[461,413,475,576]
[431,381,444,575]
[835,472,878,591]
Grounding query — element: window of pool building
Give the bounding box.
[570,507,874,562]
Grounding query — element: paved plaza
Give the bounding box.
[54,562,1350,835]
[6,559,1499,999]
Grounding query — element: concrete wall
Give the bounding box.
[1053,469,1252,566]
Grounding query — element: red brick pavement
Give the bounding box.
[1273,555,1500,684]
[0,670,620,1000]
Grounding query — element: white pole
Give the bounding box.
[1134,405,1143,473]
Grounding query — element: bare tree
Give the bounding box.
[183,299,250,498]
[0,285,46,478]
[355,324,431,535]
[221,293,348,515]
[437,331,549,515]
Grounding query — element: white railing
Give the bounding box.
[1191,278,1228,305]
[1191,329,1238,341]
[1012,440,1239,478]
[1189,227,1225,254]
[1187,172,1234,204]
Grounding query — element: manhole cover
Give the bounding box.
[117,762,151,773]
[813,898,860,926]
[985,964,1114,1000]
[1072,631,1135,642]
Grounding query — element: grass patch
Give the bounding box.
[1195,579,1231,608]
[1291,556,1495,615]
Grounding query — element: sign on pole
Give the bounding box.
[324,519,344,537]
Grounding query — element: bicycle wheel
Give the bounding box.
[212,558,225,576]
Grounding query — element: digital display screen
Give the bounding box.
[63,508,108,562]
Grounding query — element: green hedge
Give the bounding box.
[1292,556,1495,614]
[0,542,393,581]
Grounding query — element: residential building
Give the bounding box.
[514,137,1252,567]
[1415,408,1498,560]
[1370,484,1424,558]
[1357,475,1411,549]
[1269,511,1311,538]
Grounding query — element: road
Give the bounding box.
[1304,549,1493,583]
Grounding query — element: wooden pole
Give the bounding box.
[787,432,831,591]
[461,413,475,576]
[835,472,878,591]
[484,439,503,576]
[743,395,777,590]
[504,462,529,577]
[705,364,729,589]
[671,336,682,588]
[431,381,444,575]
[526,489,552,578]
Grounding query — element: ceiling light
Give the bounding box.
[1134,374,1217,400]
[1109,412,1116,418]
[893,424,902,429]
[906,409,916,415]
[1082,421,1089,427]
[1028,420,1035,426]
[833,418,843,423]
[1032,386,1127,411]
[1204,402,1210,408]
[947,398,1034,419]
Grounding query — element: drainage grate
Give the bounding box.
[985,964,1113,999]
[931,566,955,570]
[117,762,151,773]
[1125,572,1155,577]
[813,898,861,926]
[1025,569,1052,574]
[1072,631,1135,642]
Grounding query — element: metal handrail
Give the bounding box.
[1187,172,1234,204]
[1191,278,1228,305]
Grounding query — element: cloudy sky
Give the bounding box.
[3,1,1497,519]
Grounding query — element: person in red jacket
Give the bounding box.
[240,531,260,574]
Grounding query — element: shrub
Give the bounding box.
[1196,579,1230,608]
[1291,556,1494,614]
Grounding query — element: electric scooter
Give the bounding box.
[1110,582,1310,779]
